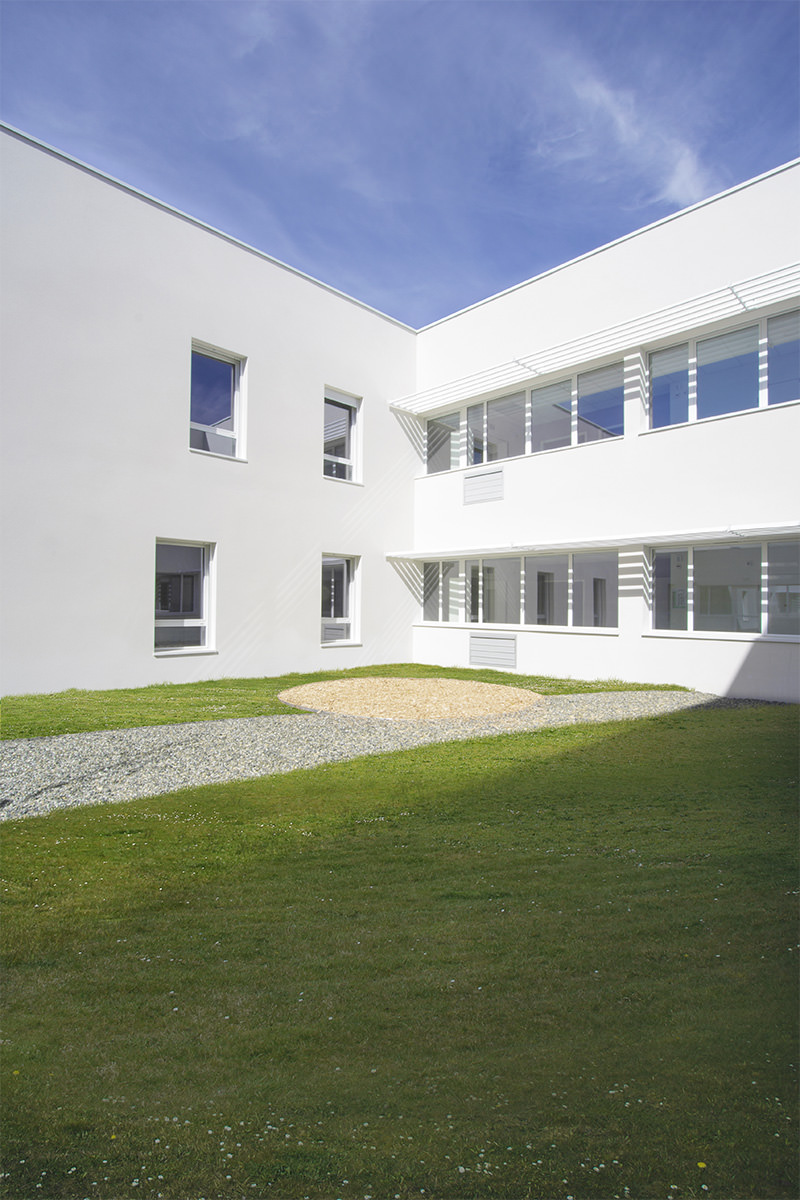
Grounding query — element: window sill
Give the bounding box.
[190,448,247,463]
[321,640,363,648]
[642,630,799,643]
[323,475,364,487]
[421,436,624,479]
[154,648,219,658]
[640,396,800,437]
[415,622,619,635]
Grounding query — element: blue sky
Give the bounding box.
[1,0,798,326]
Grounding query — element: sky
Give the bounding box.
[1,0,798,327]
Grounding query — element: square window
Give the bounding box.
[693,544,761,633]
[324,389,360,480]
[155,541,212,651]
[321,555,357,642]
[189,346,244,458]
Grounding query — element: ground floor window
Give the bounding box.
[652,541,799,635]
[322,555,357,642]
[423,552,618,628]
[154,541,212,650]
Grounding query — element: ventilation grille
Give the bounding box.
[469,633,517,668]
[464,469,504,504]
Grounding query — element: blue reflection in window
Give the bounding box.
[651,370,689,427]
[768,338,800,405]
[577,386,624,441]
[696,328,759,420]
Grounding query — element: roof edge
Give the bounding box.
[417,159,800,333]
[0,122,417,334]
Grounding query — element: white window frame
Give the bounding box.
[154,539,216,656]
[323,387,362,483]
[189,341,246,461]
[321,554,360,645]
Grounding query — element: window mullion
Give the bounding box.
[687,346,698,422]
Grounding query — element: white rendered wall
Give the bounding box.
[415,162,800,390]
[0,131,420,694]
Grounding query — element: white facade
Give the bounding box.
[1,126,798,701]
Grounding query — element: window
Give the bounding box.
[321,555,357,642]
[652,550,688,630]
[154,541,212,651]
[696,326,759,420]
[467,393,525,465]
[649,310,799,429]
[530,380,571,452]
[524,555,568,625]
[323,389,360,480]
[650,345,689,429]
[577,363,624,442]
[652,541,799,636]
[189,345,243,458]
[427,412,461,473]
[767,541,800,634]
[423,561,458,621]
[572,552,619,627]
[768,311,800,406]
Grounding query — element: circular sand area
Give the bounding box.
[278,676,542,720]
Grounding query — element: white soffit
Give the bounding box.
[385,523,800,562]
[390,264,800,417]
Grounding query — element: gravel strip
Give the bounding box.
[0,690,746,822]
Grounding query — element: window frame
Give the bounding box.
[321,554,360,644]
[154,539,216,655]
[189,341,246,461]
[323,387,362,483]
[648,540,800,639]
[646,308,799,430]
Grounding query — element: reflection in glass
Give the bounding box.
[693,545,761,632]
[426,412,460,473]
[572,552,618,627]
[652,550,688,630]
[767,540,800,634]
[650,345,689,428]
[696,326,758,419]
[768,311,800,407]
[486,393,525,460]
[524,555,568,624]
[530,381,571,452]
[577,364,624,442]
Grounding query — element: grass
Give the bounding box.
[1,699,797,1199]
[0,663,687,740]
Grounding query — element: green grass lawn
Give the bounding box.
[2,701,797,1199]
[0,663,685,740]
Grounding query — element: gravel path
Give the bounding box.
[1,689,740,823]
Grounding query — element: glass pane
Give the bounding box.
[696,326,758,419]
[482,558,520,624]
[767,540,800,635]
[324,400,352,463]
[650,344,689,428]
[768,311,800,406]
[486,392,525,461]
[154,626,205,649]
[466,560,480,623]
[694,545,761,632]
[155,545,203,618]
[572,552,618,627]
[426,412,460,473]
[321,558,349,619]
[190,352,234,428]
[423,562,440,621]
[531,381,571,452]
[441,561,458,622]
[652,550,688,630]
[524,555,568,625]
[467,405,484,465]
[577,363,624,441]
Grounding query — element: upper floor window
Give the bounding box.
[577,364,624,442]
[190,345,244,458]
[323,389,360,481]
[155,540,213,652]
[649,310,799,428]
[426,411,460,473]
[467,393,525,465]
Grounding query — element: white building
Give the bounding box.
[1,125,798,702]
